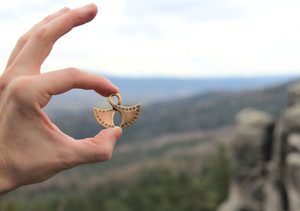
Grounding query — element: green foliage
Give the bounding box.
[0,146,229,211]
[3,80,286,210]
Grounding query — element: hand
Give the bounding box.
[0,4,122,194]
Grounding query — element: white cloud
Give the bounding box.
[1,0,300,77]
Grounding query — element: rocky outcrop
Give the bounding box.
[218,108,275,211]
[219,82,300,211]
[286,134,300,211]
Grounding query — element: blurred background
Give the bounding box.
[1,0,300,211]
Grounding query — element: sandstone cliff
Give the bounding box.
[218,82,300,211]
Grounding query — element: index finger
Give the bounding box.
[34,68,119,108]
[12,4,98,72]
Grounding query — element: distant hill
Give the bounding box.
[109,75,294,102]
[44,75,296,113]
[49,79,290,143]
[1,78,295,210]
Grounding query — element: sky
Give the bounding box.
[0,0,300,78]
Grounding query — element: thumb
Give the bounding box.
[68,127,122,166]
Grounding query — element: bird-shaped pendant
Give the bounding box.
[94,93,141,128]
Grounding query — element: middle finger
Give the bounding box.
[5,7,70,70]
[11,4,97,74]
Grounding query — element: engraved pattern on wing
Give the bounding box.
[93,108,115,128]
[116,103,142,128]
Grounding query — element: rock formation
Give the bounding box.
[218,108,275,211]
[219,82,300,211]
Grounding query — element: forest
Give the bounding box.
[0,79,290,211]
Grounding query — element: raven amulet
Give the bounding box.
[93,93,141,128]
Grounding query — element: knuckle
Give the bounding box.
[32,26,49,42]
[7,77,33,102]
[76,13,87,24]
[67,68,82,85]
[16,35,28,48]
[62,7,71,11]
[67,67,81,76]
[99,143,113,161]
[60,7,71,15]
[70,10,85,24]
[43,7,70,23]
[43,14,54,23]
[59,152,74,170]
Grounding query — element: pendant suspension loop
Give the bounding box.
[108,93,122,107]
[94,93,141,128]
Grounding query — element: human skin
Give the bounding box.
[0,4,122,195]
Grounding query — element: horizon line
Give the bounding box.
[87,70,300,80]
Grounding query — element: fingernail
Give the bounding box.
[112,84,120,92]
[102,127,122,139]
[105,78,119,92]
[59,7,70,13]
[82,3,97,10]
[113,127,122,139]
